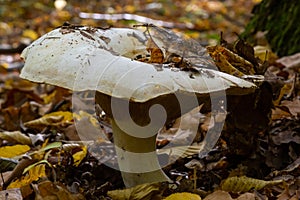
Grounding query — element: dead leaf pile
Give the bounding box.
[0,1,299,199]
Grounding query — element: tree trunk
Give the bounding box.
[242,0,300,56]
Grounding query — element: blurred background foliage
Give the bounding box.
[0,0,260,47]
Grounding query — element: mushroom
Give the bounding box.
[20,24,256,187]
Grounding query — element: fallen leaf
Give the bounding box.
[0,145,30,158]
[33,180,83,200]
[8,163,47,189]
[107,182,162,200]
[72,145,87,167]
[24,111,73,130]
[276,52,300,70]
[146,35,164,63]
[203,190,232,200]
[236,192,256,200]
[280,99,300,116]
[271,107,292,120]
[221,176,283,193]
[164,192,201,200]
[0,131,31,145]
[0,188,22,200]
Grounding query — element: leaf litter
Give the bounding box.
[0,1,300,199]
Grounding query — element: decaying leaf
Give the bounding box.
[221,176,283,193]
[107,182,163,200]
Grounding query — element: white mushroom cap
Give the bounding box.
[20,26,256,102]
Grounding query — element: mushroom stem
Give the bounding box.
[111,119,170,187]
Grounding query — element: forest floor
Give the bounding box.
[0,1,299,199]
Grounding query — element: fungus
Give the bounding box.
[20,24,256,187]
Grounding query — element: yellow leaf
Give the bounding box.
[8,164,47,189]
[73,145,87,167]
[24,111,73,130]
[0,145,30,158]
[221,176,283,193]
[22,29,38,40]
[43,90,57,104]
[164,192,202,200]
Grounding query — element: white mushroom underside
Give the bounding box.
[20,27,256,102]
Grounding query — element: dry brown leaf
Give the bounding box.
[0,188,22,200]
[276,52,300,70]
[271,107,292,120]
[146,36,164,63]
[236,192,256,200]
[280,99,300,116]
[33,180,84,200]
[203,190,233,200]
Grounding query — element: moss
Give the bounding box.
[242,0,300,56]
